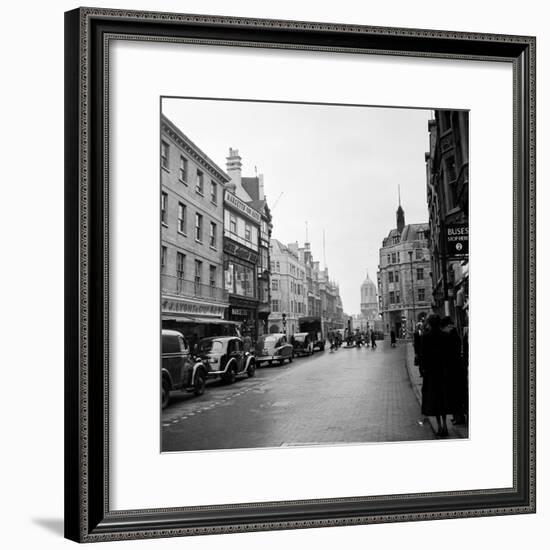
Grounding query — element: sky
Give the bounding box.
[162,98,432,315]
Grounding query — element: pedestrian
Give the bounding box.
[390,329,396,348]
[413,322,423,375]
[328,331,335,352]
[441,316,467,425]
[462,321,469,422]
[419,314,452,437]
[370,329,377,349]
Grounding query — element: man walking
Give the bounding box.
[370,329,377,349]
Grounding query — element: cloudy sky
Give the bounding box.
[162,98,432,315]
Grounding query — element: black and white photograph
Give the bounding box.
[159,98,469,452]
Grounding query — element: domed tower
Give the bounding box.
[360,271,379,323]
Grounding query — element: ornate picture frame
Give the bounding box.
[64,7,535,542]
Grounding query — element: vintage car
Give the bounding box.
[161,329,208,409]
[255,333,294,366]
[291,332,314,356]
[197,336,256,383]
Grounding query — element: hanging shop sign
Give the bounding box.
[446,222,469,258]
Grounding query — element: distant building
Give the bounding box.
[425,110,469,334]
[298,242,322,318]
[160,115,230,322]
[269,239,307,335]
[377,200,433,338]
[360,272,379,329]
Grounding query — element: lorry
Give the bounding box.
[297,316,326,351]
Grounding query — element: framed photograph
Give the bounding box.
[65,7,536,542]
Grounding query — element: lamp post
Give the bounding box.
[282,312,287,335]
[408,250,416,337]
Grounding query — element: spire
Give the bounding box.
[396,186,405,233]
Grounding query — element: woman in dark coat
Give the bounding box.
[441,316,467,425]
[419,314,452,436]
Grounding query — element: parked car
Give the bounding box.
[256,333,294,365]
[197,336,256,383]
[161,330,208,409]
[291,332,314,356]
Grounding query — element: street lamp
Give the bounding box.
[408,250,416,337]
[282,312,287,335]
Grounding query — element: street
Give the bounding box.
[161,340,434,452]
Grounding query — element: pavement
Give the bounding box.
[402,341,469,439]
[162,340,435,452]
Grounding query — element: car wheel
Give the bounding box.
[223,364,236,384]
[162,378,170,409]
[193,370,206,396]
[247,361,256,377]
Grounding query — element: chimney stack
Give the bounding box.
[226,148,242,193]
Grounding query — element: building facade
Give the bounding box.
[298,242,322,318]
[269,240,307,335]
[425,110,469,334]
[377,202,433,338]
[223,149,272,340]
[160,115,229,322]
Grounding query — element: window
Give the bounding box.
[391,253,396,264]
[417,268,424,280]
[388,272,394,283]
[161,141,169,169]
[234,263,254,298]
[211,181,217,203]
[177,202,186,234]
[395,290,400,303]
[415,248,423,260]
[394,271,399,283]
[195,213,203,242]
[196,170,204,194]
[245,223,251,242]
[229,215,237,234]
[209,265,216,288]
[389,291,395,304]
[397,252,400,263]
[418,288,426,301]
[272,299,280,312]
[387,254,391,265]
[210,222,217,248]
[176,252,185,292]
[179,156,188,182]
[272,279,279,291]
[276,261,280,272]
[161,192,168,225]
[194,260,202,288]
[161,246,167,269]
